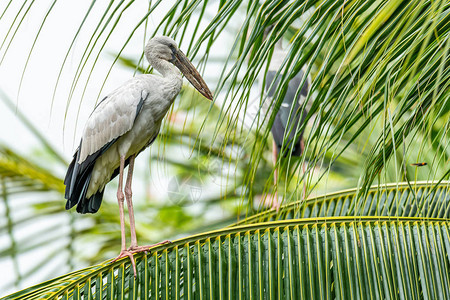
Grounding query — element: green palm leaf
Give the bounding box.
[4,182,450,299]
[5,216,450,299]
[234,181,450,226]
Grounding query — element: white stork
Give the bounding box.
[64,36,213,275]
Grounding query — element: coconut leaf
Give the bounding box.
[4,182,450,299]
[4,216,450,300]
[234,181,450,225]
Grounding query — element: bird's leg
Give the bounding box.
[117,155,127,251]
[300,139,307,201]
[125,156,172,253]
[111,155,171,276]
[125,155,138,250]
[112,155,137,277]
[271,140,280,211]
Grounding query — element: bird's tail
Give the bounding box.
[64,146,104,214]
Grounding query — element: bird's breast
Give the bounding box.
[118,75,181,156]
[146,76,182,119]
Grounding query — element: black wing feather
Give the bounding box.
[64,139,118,213]
[266,70,309,157]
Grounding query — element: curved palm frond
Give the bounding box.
[233,181,450,226]
[5,216,450,300]
[4,182,450,300]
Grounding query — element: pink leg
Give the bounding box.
[271,140,280,211]
[126,155,172,252]
[112,155,138,277]
[300,139,307,201]
[125,155,138,249]
[117,156,127,251]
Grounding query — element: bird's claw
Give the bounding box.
[127,240,172,254]
[127,246,148,255]
[112,250,137,277]
[110,241,172,278]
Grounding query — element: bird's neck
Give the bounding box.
[150,59,183,104]
[152,59,182,81]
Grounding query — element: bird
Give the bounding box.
[265,37,310,210]
[64,36,213,276]
[411,162,427,167]
[243,28,310,210]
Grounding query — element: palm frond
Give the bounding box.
[233,181,450,226]
[6,216,450,299]
[4,182,450,299]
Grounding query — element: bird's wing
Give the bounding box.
[269,68,310,157]
[278,69,308,127]
[78,80,149,163]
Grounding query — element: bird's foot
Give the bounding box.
[110,240,172,278]
[127,240,172,254]
[112,250,138,277]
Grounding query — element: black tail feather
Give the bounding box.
[65,152,101,214]
[88,190,104,213]
[64,152,78,209]
[64,140,116,214]
[64,136,140,214]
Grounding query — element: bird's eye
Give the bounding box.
[169,44,177,53]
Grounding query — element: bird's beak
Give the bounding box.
[172,50,214,101]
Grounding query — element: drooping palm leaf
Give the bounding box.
[211,0,450,202]
[2,0,448,203]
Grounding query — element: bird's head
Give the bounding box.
[145,36,213,101]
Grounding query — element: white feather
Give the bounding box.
[78,75,152,163]
[82,72,182,198]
